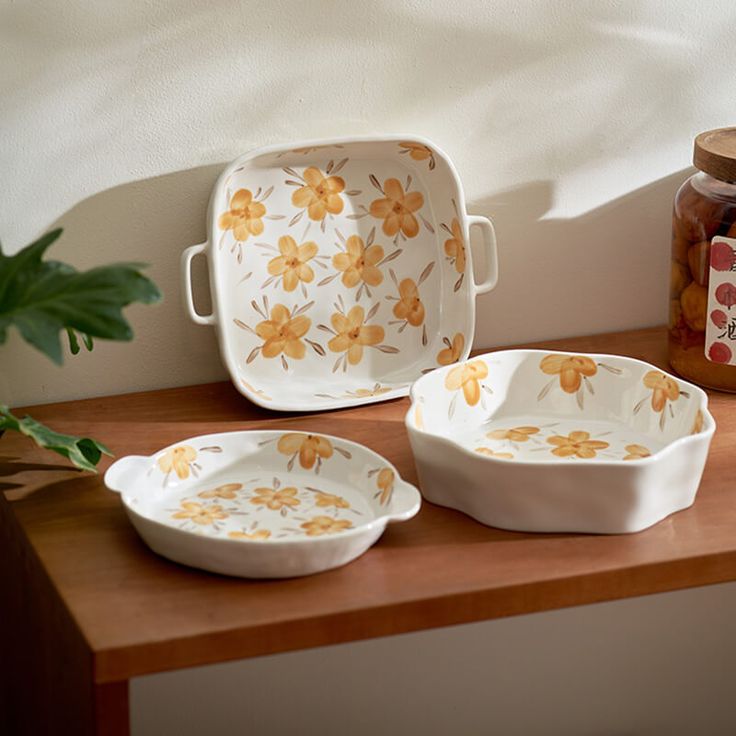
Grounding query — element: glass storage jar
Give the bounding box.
[669,127,736,392]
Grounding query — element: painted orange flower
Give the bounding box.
[267,236,318,292]
[328,305,385,365]
[277,433,334,470]
[393,278,425,326]
[332,235,384,288]
[313,491,350,509]
[547,431,609,459]
[255,304,310,359]
[623,444,651,461]
[249,485,300,511]
[218,189,266,241]
[444,218,466,274]
[643,371,680,412]
[475,447,514,459]
[347,384,392,398]
[445,360,488,406]
[376,468,395,505]
[198,483,243,500]
[487,426,540,442]
[172,501,228,525]
[399,141,434,164]
[540,354,597,394]
[301,515,353,536]
[369,178,424,237]
[157,445,197,480]
[691,409,704,434]
[228,529,272,541]
[292,166,345,221]
[437,333,465,365]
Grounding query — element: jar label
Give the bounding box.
[705,236,736,365]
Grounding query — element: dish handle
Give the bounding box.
[467,215,499,295]
[104,455,150,494]
[386,481,422,523]
[181,242,217,325]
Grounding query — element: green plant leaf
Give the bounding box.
[0,405,112,472]
[0,229,162,364]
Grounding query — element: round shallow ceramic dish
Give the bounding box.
[182,135,498,411]
[104,430,420,578]
[406,349,715,534]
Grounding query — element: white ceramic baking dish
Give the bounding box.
[406,349,715,534]
[182,136,497,411]
[104,430,420,578]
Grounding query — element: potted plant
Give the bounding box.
[0,228,161,471]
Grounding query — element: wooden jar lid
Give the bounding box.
[694,127,736,182]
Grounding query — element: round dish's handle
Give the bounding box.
[468,215,499,295]
[181,242,216,326]
[386,481,422,523]
[104,455,150,494]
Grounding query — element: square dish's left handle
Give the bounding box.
[181,242,217,325]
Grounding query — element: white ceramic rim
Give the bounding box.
[105,429,421,546]
[406,348,717,467]
[202,134,483,412]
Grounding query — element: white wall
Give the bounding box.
[3,1,736,405]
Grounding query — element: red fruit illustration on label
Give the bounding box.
[708,341,732,364]
[715,282,736,308]
[711,309,729,329]
[710,241,736,272]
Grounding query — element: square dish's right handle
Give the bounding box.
[468,215,499,295]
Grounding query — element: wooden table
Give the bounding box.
[2,327,735,735]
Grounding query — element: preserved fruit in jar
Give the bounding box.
[669,128,736,392]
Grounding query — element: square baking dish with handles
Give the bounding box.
[182,136,498,411]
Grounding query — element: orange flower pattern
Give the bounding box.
[267,236,318,292]
[475,447,514,459]
[255,304,310,359]
[369,178,424,238]
[198,483,243,500]
[249,485,300,511]
[277,433,334,470]
[540,355,598,394]
[643,371,680,413]
[313,491,350,509]
[437,333,465,366]
[292,166,345,221]
[691,409,704,434]
[393,278,425,326]
[218,189,266,241]
[332,235,384,288]
[444,218,466,275]
[445,360,488,406]
[328,305,385,365]
[157,445,197,480]
[301,515,353,537]
[487,426,540,442]
[172,501,228,525]
[399,141,435,169]
[623,444,651,461]
[376,468,395,505]
[547,431,609,459]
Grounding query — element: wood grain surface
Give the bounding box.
[3,327,736,685]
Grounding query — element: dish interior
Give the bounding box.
[411,350,710,463]
[123,432,398,541]
[210,138,474,407]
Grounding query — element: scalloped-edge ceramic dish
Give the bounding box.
[406,349,715,534]
[104,430,420,578]
[182,135,498,411]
